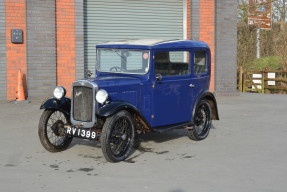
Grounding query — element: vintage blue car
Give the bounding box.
[38,39,219,162]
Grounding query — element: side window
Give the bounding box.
[194,51,207,74]
[155,51,190,76]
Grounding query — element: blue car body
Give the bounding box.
[41,39,219,130]
[39,39,219,162]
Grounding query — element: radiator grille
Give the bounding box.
[73,86,93,122]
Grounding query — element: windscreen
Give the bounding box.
[96,49,150,75]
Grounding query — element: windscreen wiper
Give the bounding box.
[112,49,127,63]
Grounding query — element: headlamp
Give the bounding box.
[96,89,108,104]
[53,86,66,100]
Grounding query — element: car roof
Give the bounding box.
[96,39,209,50]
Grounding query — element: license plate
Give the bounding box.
[65,126,97,140]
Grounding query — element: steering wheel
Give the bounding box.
[110,66,124,72]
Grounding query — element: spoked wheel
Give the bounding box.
[101,110,135,162]
[188,100,212,141]
[38,110,73,152]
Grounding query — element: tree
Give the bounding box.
[237,0,249,23]
[272,0,287,22]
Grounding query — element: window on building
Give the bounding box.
[194,51,207,74]
[155,51,190,76]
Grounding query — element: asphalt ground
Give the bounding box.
[0,93,286,192]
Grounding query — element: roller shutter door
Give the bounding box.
[84,0,185,72]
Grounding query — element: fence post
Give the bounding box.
[243,70,246,92]
[262,71,265,94]
[239,66,243,92]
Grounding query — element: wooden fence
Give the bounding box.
[239,68,287,94]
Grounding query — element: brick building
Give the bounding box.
[0,0,237,101]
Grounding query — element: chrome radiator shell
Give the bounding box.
[71,80,98,128]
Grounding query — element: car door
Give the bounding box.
[152,50,194,127]
[191,48,211,103]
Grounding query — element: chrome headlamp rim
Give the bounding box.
[53,86,66,100]
[96,89,109,105]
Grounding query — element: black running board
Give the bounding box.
[152,122,193,133]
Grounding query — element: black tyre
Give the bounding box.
[38,110,73,152]
[188,100,212,141]
[101,110,135,162]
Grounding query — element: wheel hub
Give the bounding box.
[51,120,65,136]
[121,133,127,140]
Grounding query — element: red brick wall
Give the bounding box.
[5,0,27,100]
[199,0,215,92]
[56,0,76,97]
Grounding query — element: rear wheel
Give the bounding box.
[188,100,212,141]
[101,110,135,162]
[38,110,73,152]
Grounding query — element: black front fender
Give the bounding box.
[40,97,71,117]
[96,101,138,117]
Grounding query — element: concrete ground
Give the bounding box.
[0,93,286,192]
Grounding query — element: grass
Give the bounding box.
[244,56,283,71]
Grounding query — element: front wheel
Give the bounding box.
[188,100,212,141]
[101,110,135,162]
[38,110,73,152]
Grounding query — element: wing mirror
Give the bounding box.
[86,70,93,78]
[156,73,162,81]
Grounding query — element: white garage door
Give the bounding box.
[84,0,186,72]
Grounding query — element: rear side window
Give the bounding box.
[155,51,190,76]
[194,51,207,74]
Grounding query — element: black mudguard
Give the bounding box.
[40,97,71,117]
[97,101,152,131]
[96,101,139,117]
[192,91,219,122]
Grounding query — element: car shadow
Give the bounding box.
[69,128,188,148]
[138,129,187,144]
[124,129,189,163]
[69,138,101,149]
[127,125,217,162]
[67,125,217,163]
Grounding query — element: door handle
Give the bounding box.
[189,84,195,88]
